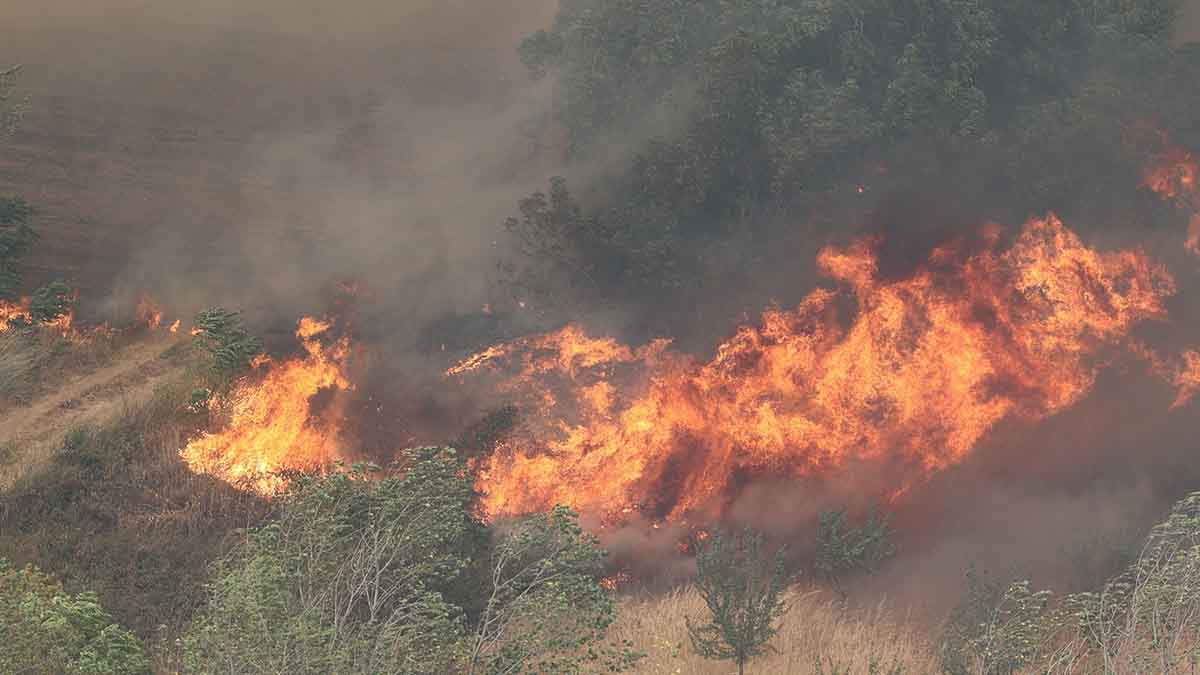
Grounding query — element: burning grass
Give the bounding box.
[180,316,354,493]
[451,214,1187,526]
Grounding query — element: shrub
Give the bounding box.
[687,528,791,675]
[0,558,150,674]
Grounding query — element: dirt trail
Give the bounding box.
[0,335,186,488]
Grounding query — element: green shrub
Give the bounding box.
[0,558,150,674]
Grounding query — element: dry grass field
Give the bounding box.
[612,588,940,674]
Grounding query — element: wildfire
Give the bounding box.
[451,215,1180,524]
[181,316,354,494]
[0,297,32,331]
[1174,350,1200,411]
[0,295,77,337]
[1142,137,1200,256]
[136,295,163,329]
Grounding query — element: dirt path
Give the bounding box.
[0,335,186,488]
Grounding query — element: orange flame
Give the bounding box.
[136,295,163,330]
[453,215,1179,524]
[181,316,353,494]
[1143,138,1200,256]
[169,319,181,333]
[0,297,32,332]
[1173,350,1200,411]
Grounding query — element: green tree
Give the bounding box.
[29,280,74,323]
[506,0,1182,322]
[183,449,483,673]
[0,558,150,675]
[191,307,264,377]
[813,507,896,596]
[466,505,639,674]
[0,196,36,301]
[686,528,791,675]
[0,64,27,142]
[184,449,634,674]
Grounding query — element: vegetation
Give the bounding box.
[501,0,1188,329]
[687,529,791,675]
[814,508,897,596]
[0,64,25,142]
[183,452,636,674]
[191,308,264,378]
[5,2,1200,674]
[0,196,36,301]
[0,559,150,674]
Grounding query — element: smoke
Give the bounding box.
[1178,0,1200,45]
[6,0,1200,608]
[3,0,560,350]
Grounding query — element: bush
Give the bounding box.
[0,558,150,674]
[814,507,896,596]
[687,528,790,675]
[29,280,75,323]
[191,307,263,378]
[0,195,36,300]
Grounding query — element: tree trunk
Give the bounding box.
[738,658,745,675]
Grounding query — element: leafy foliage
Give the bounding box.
[467,505,639,674]
[184,449,632,674]
[505,0,1183,322]
[0,64,27,142]
[939,567,1059,675]
[686,528,791,675]
[0,196,36,301]
[29,280,74,323]
[814,507,897,594]
[191,307,264,377]
[0,559,150,674]
[184,450,483,673]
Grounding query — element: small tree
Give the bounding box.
[29,280,74,323]
[686,528,791,675]
[814,507,896,596]
[0,195,36,301]
[0,558,150,674]
[0,64,27,142]
[191,307,264,378]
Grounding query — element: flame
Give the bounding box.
[1173,350,1200,411]
[0,295,79,337]
[181,316,353,494]
[453,215,1178,524]
[0,297,32,331]
[136,295,163,329]
[1143,137,1200,256]
[169,319,180,333]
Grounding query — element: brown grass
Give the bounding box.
[611,587,940,674]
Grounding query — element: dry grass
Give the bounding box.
[611,587,939,674]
